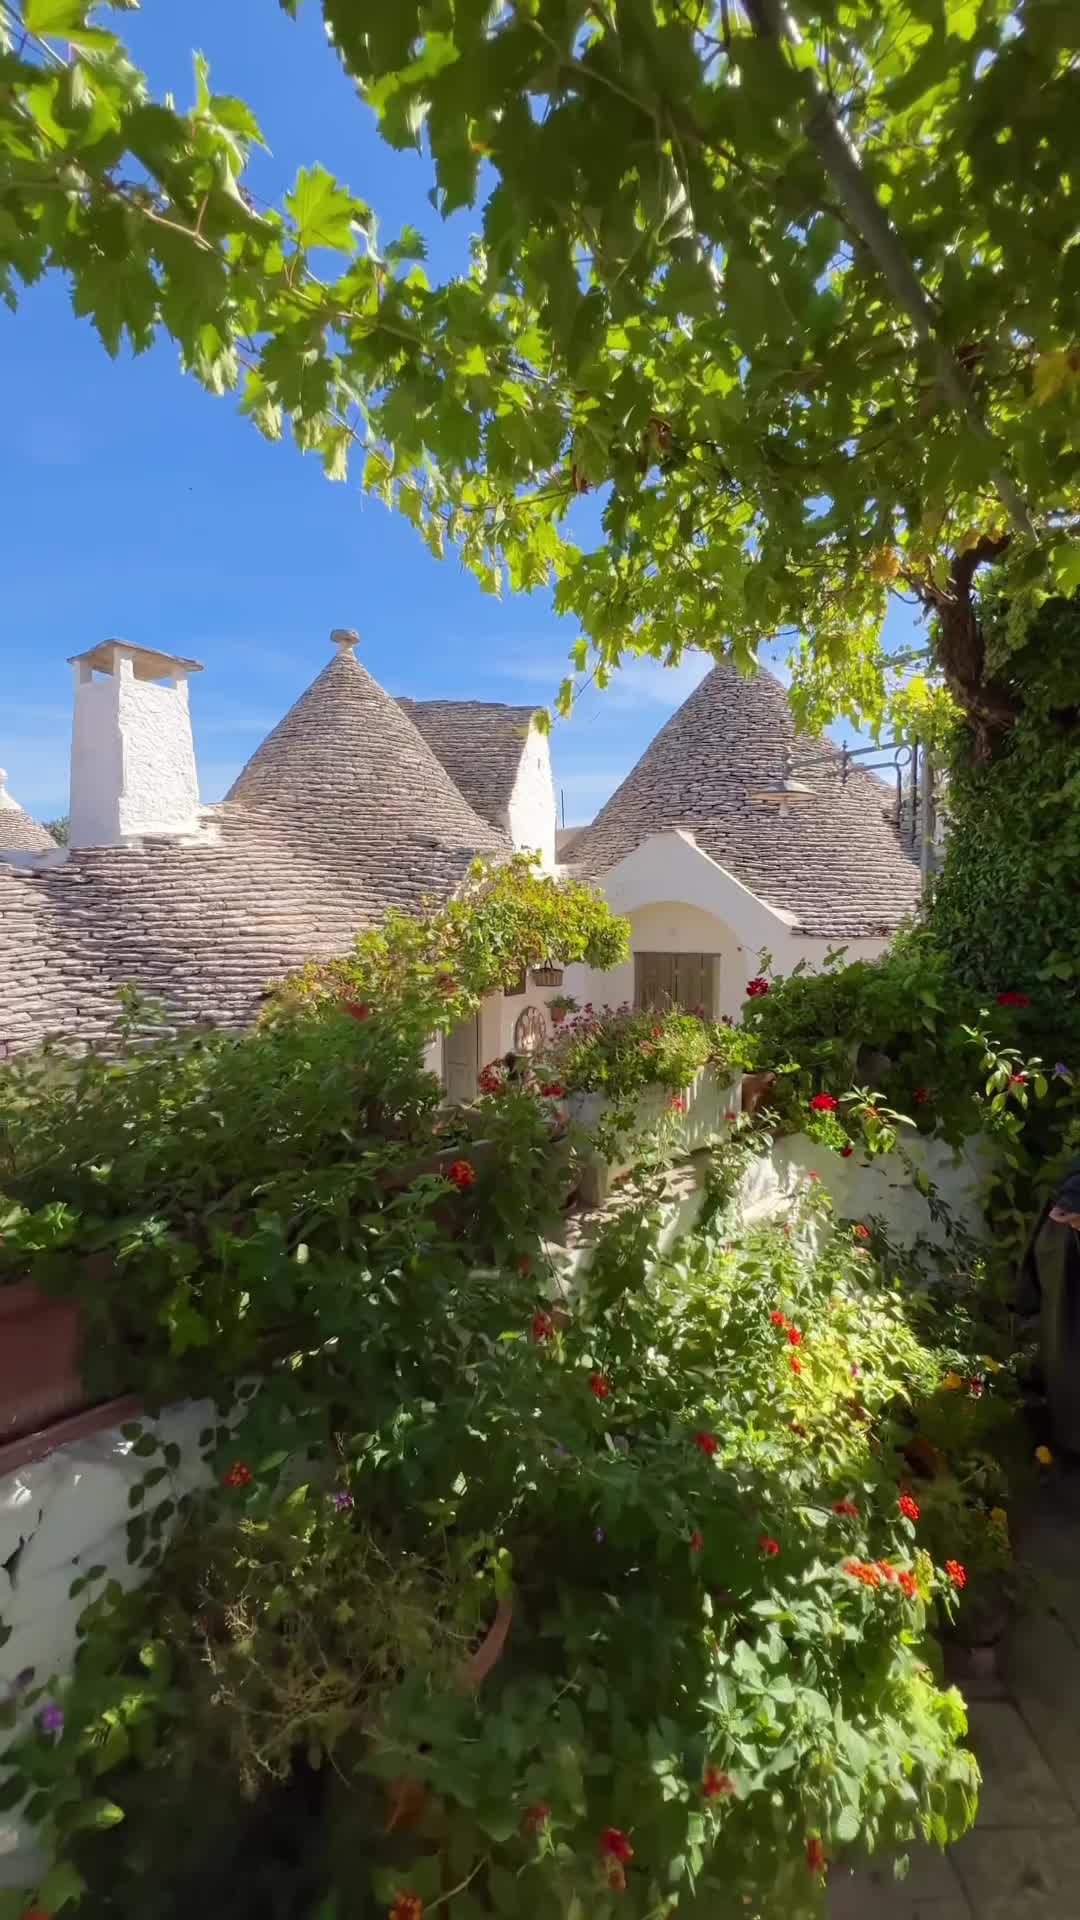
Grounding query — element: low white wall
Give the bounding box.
[568,1064,741,1202]
[0,1402,216,1887]
[737,1130,996,1250]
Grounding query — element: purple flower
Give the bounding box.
[37,1702,64,1736]
[1055,1062,1071,1079]
[332,1490,354,1511]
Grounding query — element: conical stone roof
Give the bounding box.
[567,663,921,937]
[226,633,507,864]
[0,771,57,854]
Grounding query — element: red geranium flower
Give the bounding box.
[531,1310,555,1342]
[996,990,1029,1007]
[589,1372,611,1400]
[651,1024,662,1038]
[523,1802,551,1832]
[789,1356,802,1374]
[853,1223,870,1239]
[600,1828,634,1863]
[759,1534,780,1556]
[746,977,769,998]
[843,1559,882,1587]
[806,1835,826,1873]
[222,1462,252,1489]
[478,1064,504,1093]
[832,1499,858,1517]
[390,1894,423,1920]
[787,1325,802,1346]
[840,1143,854,1158]
[1010,1071,1026,1085]
[898,1493,920,1522]
[769,1309,787,1326]
[447,1159,476,1190]
[875,1560,898,1583]
[701,1764,736,1798]
[667,1093,687,1113]
[693,1430,718,1456]
[913,1085,929,1105]
[540,1081,566,1098]
[343,999,370,1020]
[945,1559,967,1588]
[690,1529,704,1553]
[809,1092,838,1112]
[898,1570,917,1597]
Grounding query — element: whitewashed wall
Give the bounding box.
[0,1402,215,1888]
[506,723,557,870]
[70,650,201,850]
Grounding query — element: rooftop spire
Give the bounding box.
[331,628,359,654]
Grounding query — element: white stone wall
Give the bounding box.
[116,669,200,840]
[506,723,556,869]
[736,1129,996,1250]
[69,672,123,848]
[0,1402,215,1887]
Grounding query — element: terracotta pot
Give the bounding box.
[550,1006,567,1026]
[0,1282,87,1446]
[741,1070,777,1118]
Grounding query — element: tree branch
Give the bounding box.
[742,0,1036,546]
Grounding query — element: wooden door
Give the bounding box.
[443,1014,480,1102]
[634,952,717,1014]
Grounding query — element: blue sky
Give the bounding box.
[0,0,924,826]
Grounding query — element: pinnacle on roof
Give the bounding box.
[566,662,920,938]
[0,770,57,853]
[226,630,507,859]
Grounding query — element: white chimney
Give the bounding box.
[68,641,203,849]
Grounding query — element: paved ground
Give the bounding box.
[828,1470,1080,1919]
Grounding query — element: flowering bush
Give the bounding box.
[0,1165,985,1919]
[537,1002,748,1103]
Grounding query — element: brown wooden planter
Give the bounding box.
[741,1071,777,1118]
[531,966,564,988]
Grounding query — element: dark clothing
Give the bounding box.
[1017,1157,1080,1452]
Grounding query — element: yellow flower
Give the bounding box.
[941,1371,964,1391]
[1035,1444,1054,1465]
[981,1355,1002,1374]
[989,1507,1008,1532]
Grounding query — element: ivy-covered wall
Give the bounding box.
[929,592,1080,1000]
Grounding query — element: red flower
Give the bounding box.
[809,1092,838,1112]
[390,1894,423,1920]
[898,1570,917,1597]
[517,1254,531,1275]
[769,1309,787,1327]
[746,977,770,998]
[968,1375,984,1397]
[840,1143,854,1158]
[589,1372,611,1400]
[945,1559,967,1588]
[667,1093,687,1113]
[789,1356,802,1374]
[523,1802,551,1832]
[724,1107,739,1120]
[531,1310,555,1342]
[689,1529,704,1553]
[540,1082,566,1098]
[222,1462,252,1490]
[898,1493,920,1522]
[446,1159,476,1190]
[786,1325,802,1346]
[996,990,1030,1007]
[843,1559,882,1588]
[478,1064,504,1093]
[759,1534,780,1556]
[913,1086,929,1105]
[607,1865,627,1893]
[600,1828,634,1863]
[875,1560,898,1583]
[806,1835,826,1873]
[853,1223,870,1240]
[651,1024,662,1038]
[701,1764,736,1798]
[343,999,370,1020]
[806,1170,820,1182]
[693,1430,718,1456]
[832,1499,858,1517]
[1010,1071,1026,1085]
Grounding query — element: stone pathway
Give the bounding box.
[830,1470,1080,1919]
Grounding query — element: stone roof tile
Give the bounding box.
[396,699,537,829]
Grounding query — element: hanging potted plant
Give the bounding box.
[531,963,564,988]
[547,993,578,1027]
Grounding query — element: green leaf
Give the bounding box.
[286,165,358,251]
[24,0,113,45]
[38,1862,87,1913]
[61,1796,125,1833]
